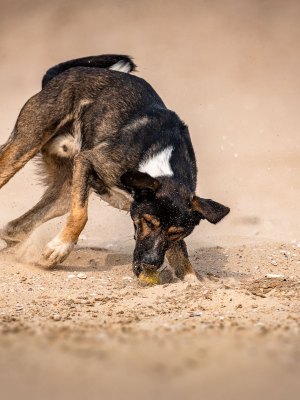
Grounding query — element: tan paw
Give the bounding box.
[42,236,74,266]
[183,273,200,286]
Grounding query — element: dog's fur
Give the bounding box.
[0,54,230,280]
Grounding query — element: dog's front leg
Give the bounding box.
[166,240,198,283]
[42,153,91,266]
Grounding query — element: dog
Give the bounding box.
[0,54,230,282]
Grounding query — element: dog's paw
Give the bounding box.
[159,267,178,284]
[42,236,74,266]
[183,273,200,286]
[0,227,22,247]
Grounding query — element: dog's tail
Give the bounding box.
[42,54,137,88]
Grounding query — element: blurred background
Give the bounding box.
[0,0,299,249]
[0,1,299,400]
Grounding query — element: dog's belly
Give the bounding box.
[100,187,132,211]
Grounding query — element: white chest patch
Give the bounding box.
[138,146,174,177]
[100,187,132,211]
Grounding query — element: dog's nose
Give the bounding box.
[133,264,142,277]
[141,253,162,268]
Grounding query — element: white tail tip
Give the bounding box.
[109,60,132,73]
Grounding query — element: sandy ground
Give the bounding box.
[0,240,299,399]
[0,1,300,399]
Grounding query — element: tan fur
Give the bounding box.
[60,204,88,243]
[143,214,160,227]
[140,219,152,239]
[59,154,90,244]
[166,241,195,279]
[167,226,185,234]
[0,142,41,188]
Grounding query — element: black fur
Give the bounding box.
[0,54,230,279]
[42,54,136,88]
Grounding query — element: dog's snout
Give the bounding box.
[133,250,165,276]
[141,253,160,267]
[133,264,143,277]
[133,232,168,277]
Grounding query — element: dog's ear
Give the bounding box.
[192,196,230,224]
[120,170,160,198]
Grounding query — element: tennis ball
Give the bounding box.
[138,271,160,286]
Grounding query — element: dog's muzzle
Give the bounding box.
[133,263,167,277]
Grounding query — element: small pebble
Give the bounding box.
[52,314,61,321]
[189,311,203,317]
[123,276,133,281]
[265,274,285,279]
[68,274,76,279]
[77,273,87,279]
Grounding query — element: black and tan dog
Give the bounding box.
[0,55,229,283]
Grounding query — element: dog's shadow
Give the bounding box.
[190,246,247,280]
[1,238,247,281]
[54,246,133,272]
[54,245,246,281]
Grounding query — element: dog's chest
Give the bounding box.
[100,187,132,211]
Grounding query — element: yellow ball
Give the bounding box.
[138,271,160,286]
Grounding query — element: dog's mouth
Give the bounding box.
[133,262,167,276]
[134,264,159,286]
[133,263,143,277]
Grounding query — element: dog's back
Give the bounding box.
[41,56,173,166]
[44,62,196,190]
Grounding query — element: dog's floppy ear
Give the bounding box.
[192,196,230,224]
[120,170,160,196]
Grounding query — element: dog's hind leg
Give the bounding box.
[0,154,73,245]
[0,131,42,189]
[1,180,71,246]
[0,87,72,189]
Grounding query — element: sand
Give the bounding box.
[0,1,300,399]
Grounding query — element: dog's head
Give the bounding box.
[121,170,230,277]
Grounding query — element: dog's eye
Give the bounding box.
[144,219,154,228]
[167,232,183,241]
[167,227,185,241]
[143,214,160,229]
